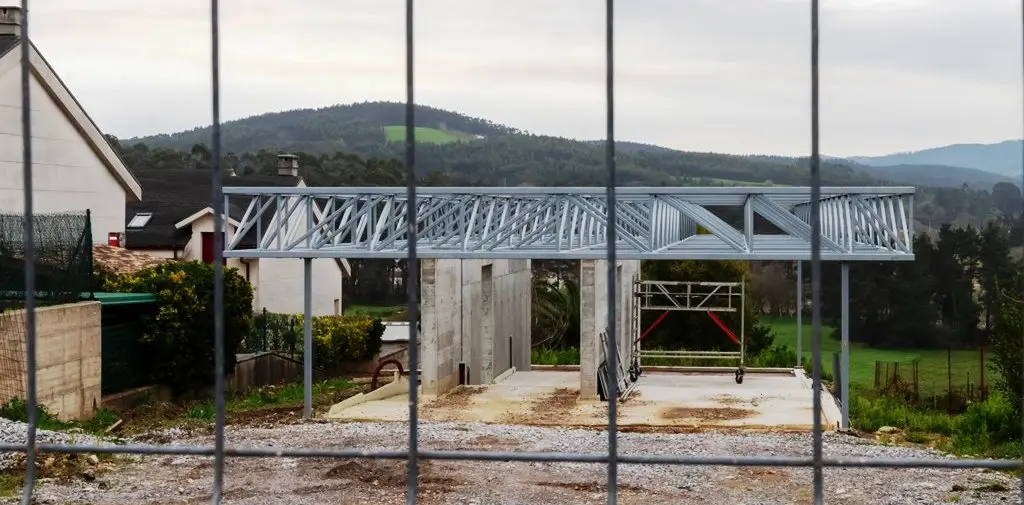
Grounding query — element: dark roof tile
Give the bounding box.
[125,170,301,249]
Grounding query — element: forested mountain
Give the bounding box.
[128,102,883,187]
[848,139,1023,178]
[120,101,1024,227]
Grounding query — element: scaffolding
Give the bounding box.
[631,279,747,383]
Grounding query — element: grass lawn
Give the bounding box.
[382,125,465,144]
[765,317,992,395]
[344,304,408,321]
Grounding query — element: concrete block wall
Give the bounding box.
[421,259,532,396]
[0,301,101,420]
[579,260,641,400]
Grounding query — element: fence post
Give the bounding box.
[947,346,952,413]
[261,307,268,352]
[980,345,986,400]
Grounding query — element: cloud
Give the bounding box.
[24,0,1024,157]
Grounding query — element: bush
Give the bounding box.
[104,261,254,395]
[750,344,797,368]
[949,394,1021,456]
[312,315,385,370]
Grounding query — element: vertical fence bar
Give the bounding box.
[808,0,824,502]
[403,0,420,503]
[1019,3,1024,501]
[603,0,618,503]
[18,3,38,504]
[208,0,227,502]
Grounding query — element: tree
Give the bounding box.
[990,275,1024,415]
[749,262,793,317]
[991,182,1022,218]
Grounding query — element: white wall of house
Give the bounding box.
[255,258,342,316]
[0,67,127,245]
[132,211,343,317]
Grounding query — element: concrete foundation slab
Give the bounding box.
[328,370,833,431]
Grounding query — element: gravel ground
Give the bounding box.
[0,418,111,470]
[11,420,1020,505]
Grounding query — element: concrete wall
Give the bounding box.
[0,70,126,244]
[0,302,101,420]
[421,259,532,396]
[579,259,640,400]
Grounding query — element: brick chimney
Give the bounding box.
[277,153,299,177]
[0,6,21,38]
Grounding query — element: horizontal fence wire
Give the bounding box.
[6,1,1024,505]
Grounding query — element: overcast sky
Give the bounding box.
[27,0,1024,157]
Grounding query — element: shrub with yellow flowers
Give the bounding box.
[311,314,385,370]
[104,261,253,395]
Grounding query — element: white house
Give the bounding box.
[0,7,142,242]
[123,156,350,317]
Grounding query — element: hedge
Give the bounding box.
[248,311,384,370]
[103,261,254,395]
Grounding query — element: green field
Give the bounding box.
[382,126,466,145]
[765,317,992,395]
[706,177,779,187]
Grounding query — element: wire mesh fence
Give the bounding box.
[874,347,993,414]
[3,1,1023,505]
[0,211,93,306]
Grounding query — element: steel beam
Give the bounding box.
[222,186,915,261]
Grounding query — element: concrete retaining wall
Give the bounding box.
[0,302,101,420]
[421,259,532,396]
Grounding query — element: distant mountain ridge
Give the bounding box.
[848,140,1023,178]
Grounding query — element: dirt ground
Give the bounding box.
[22,412,1021,505]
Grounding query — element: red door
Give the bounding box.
[201,233,226,265]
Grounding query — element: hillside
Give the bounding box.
[127,101,879,187]
[849,140,1023,178]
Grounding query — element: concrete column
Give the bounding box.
[479,264,494,383]
[616,262,641,371]
[579,259,608,400]
[420,259,461,396]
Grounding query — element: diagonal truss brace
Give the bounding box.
[221,186,916,261]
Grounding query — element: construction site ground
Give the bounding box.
[16,370,1017,504]
[328,370,837,431]
[28,419,1019,504]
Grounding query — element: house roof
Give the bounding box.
[0,36,142,201]
[125,170,301,250]
[92,245,173,275]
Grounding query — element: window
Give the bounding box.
[127,212,152,229]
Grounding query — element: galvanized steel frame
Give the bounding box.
[7,2,1023,505]
[633,280,747,372]
[220,186,917,261]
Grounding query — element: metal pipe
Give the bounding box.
[796,261,802,367]
[840,263,850,430]
[303,258,313,419]
[529,365,796,374]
